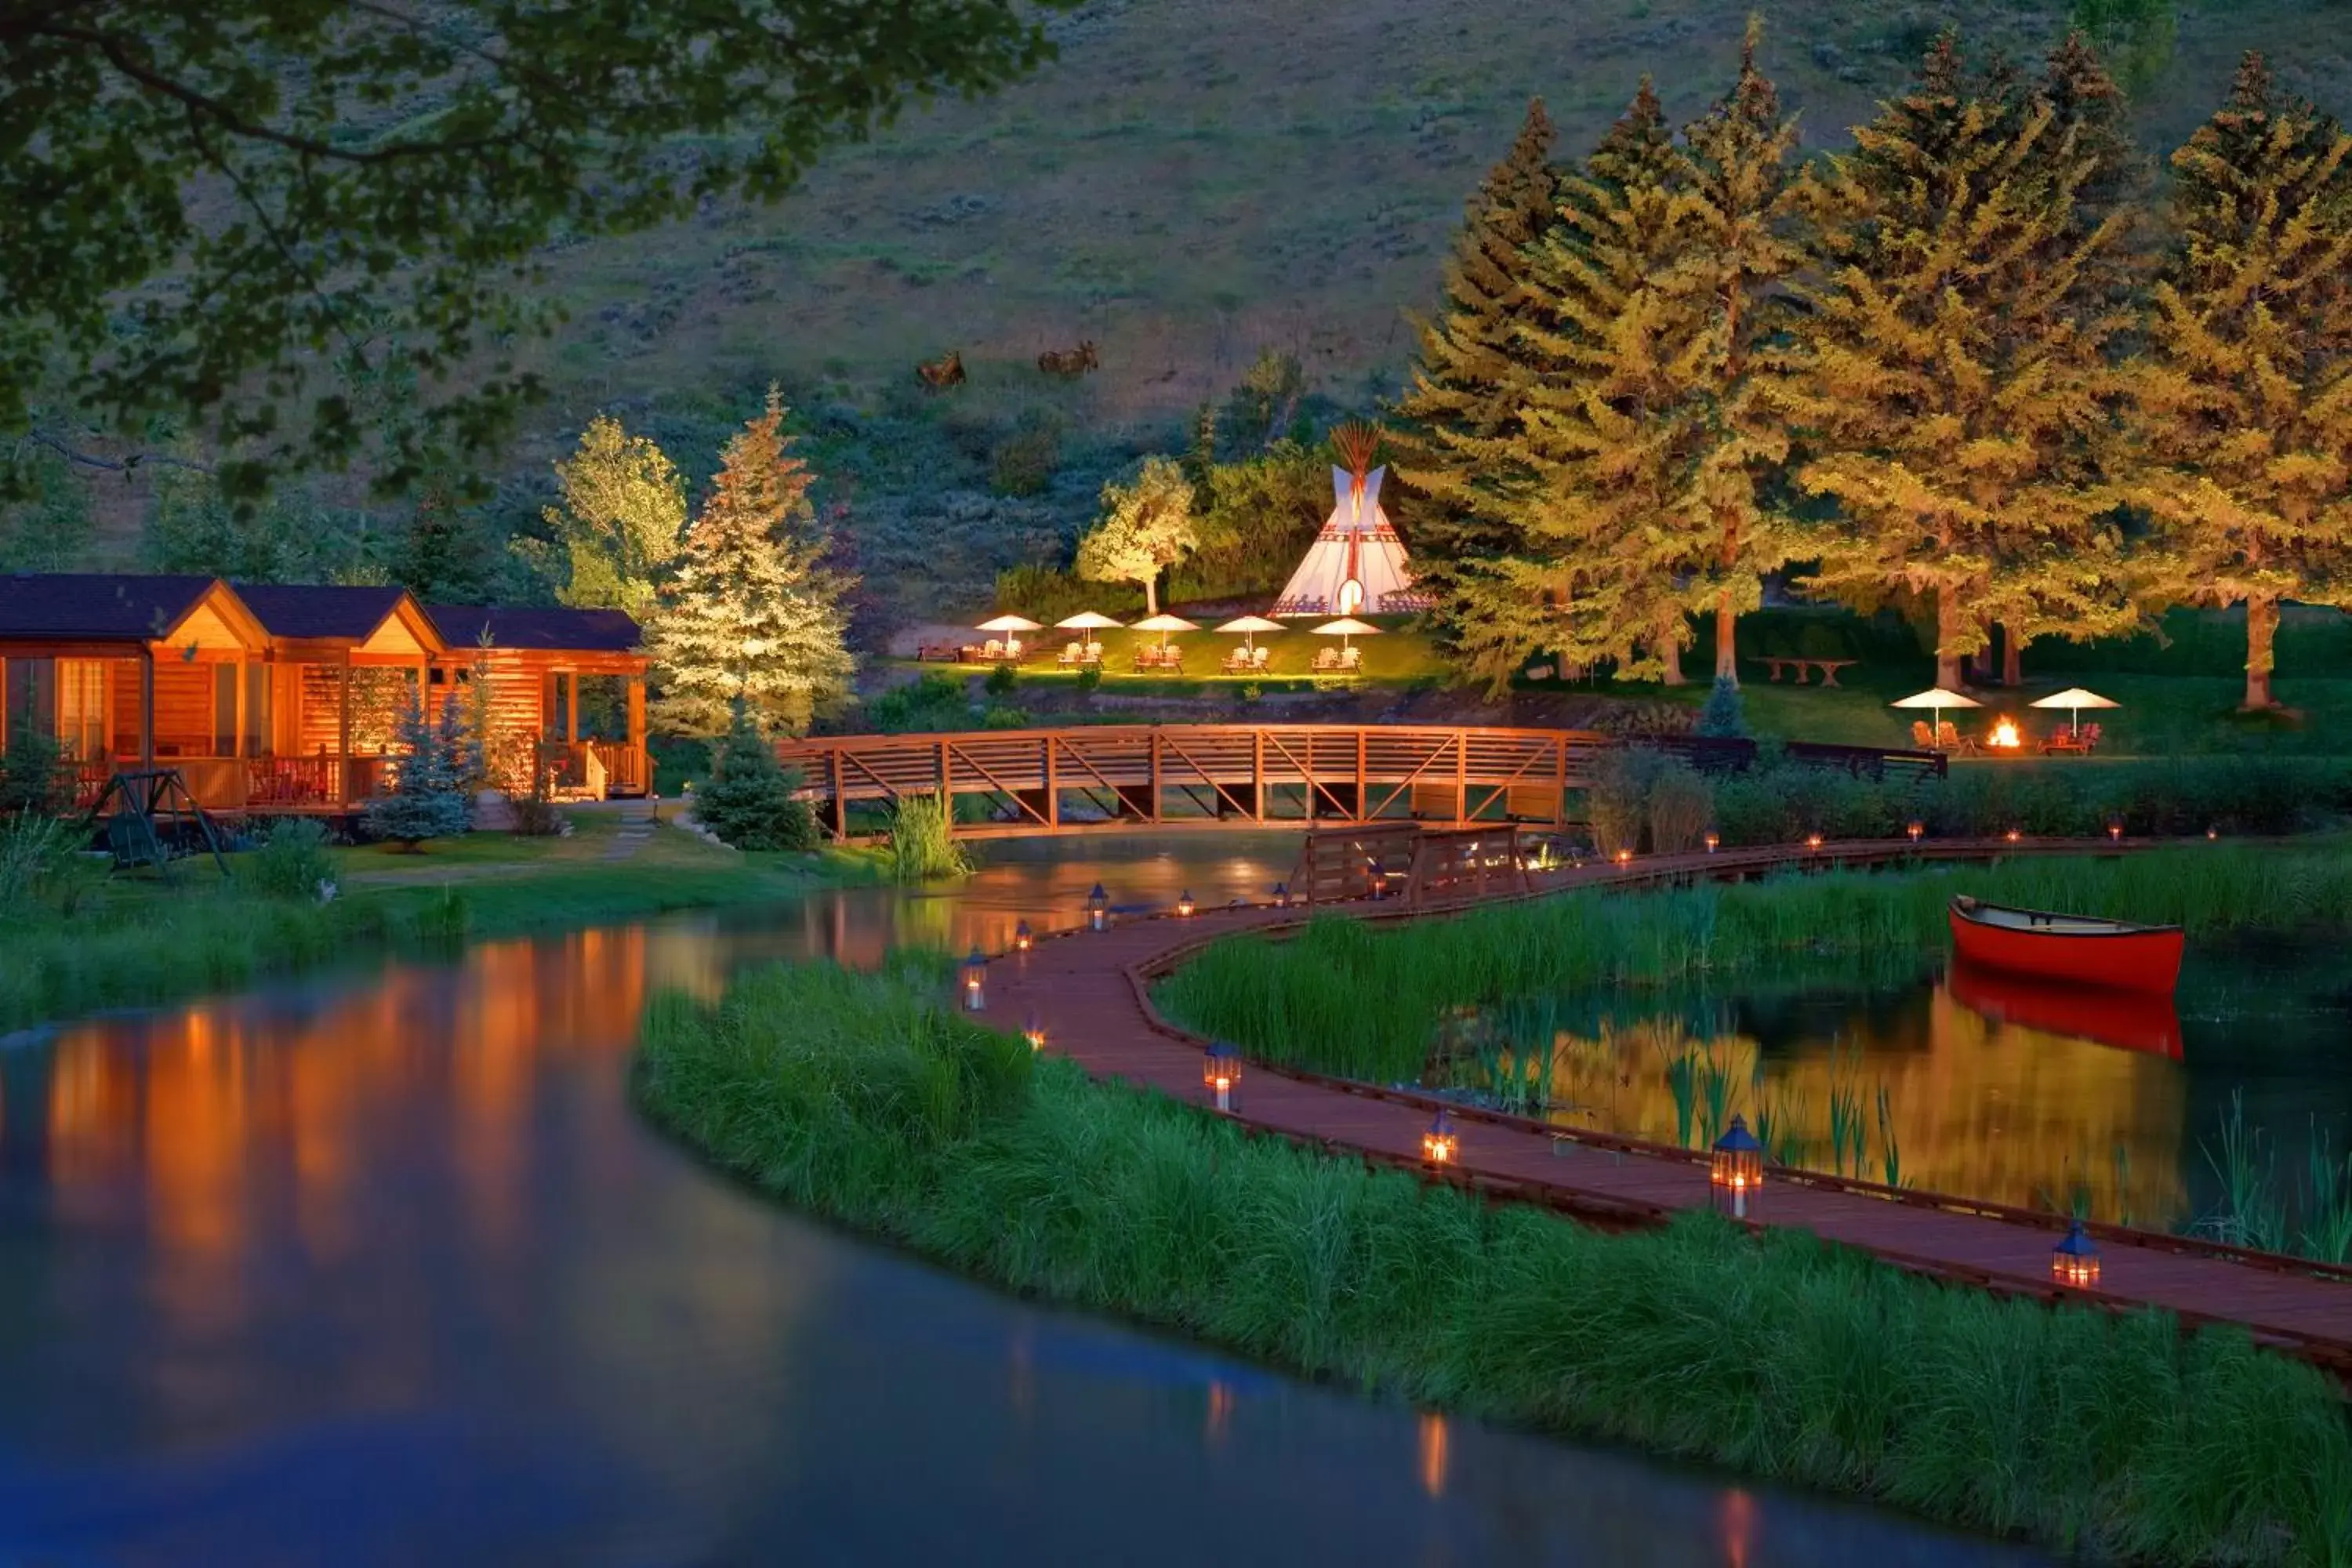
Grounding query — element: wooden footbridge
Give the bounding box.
[775,724,1946,841]
[975,833,2352,1380]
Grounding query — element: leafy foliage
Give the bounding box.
[240,817,335,899]
[546,415,687,619]
[0,2,1079,493]
[694,700,817,852]
[644,389,855,739]
[1075,455,1196,616]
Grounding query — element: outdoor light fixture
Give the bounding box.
[1711,1116,1764,1220]
[1704,830,1720,854]
[1613,848,1632,867]
[1013,919,1034,953]
[1271,880,1290,908]
[1907,819,1925,843]
[1023,1011,1046,1052]
[2004,827,2022,844]
[961,946,988,1011]
[1203,1041,1241,1113]
[1805,833,1824,853]
[2052,1218,2100,1289]
[2107,818,2124,843]
[1367,859,1387,900]
[2207,825,2220,841]
[1422,1109,1459,1167]
[1087,882,1110,932]
[1177,890,1196,918]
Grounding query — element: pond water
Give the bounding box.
[0,833,2038,1566]
[1429,942,2352,1233]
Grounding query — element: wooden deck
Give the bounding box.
[976,837,2352,1378]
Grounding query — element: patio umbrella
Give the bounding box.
[1311,616,1381,652]
[2028,686,2120,735]
[1054,610,1125,652]
[1890,686,1983,747]
[975,614,1042,633]
[1214,614,1284,652]
[1129,612,1200,648]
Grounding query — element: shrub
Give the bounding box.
[983,662,1017,697]
[980,705,1030,730]
[992,564,1142,625]
[695,701,817,851]
[988,414,1062,497]
[1646,760,1714,854]
[1585,747,1663,855]
[1074,666,1102,696]
[1695,675,1748,739]
[241,817,336,899]
[0,722,67,817]
[866,672,974,734]
[0,809,73,909]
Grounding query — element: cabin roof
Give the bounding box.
[427,604,642,654]
[232,583,415,642]
[0,573,224,641]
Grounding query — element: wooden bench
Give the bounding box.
[1759,656,1859,687]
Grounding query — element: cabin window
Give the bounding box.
[245,665,270,755]
[56,659,107,760]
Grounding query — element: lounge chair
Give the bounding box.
[1221,648,1251,675]
[1249,644,1270,671]
[982,638,1004,662]
[1058,641,1083,669]
[1338,646,1363,672]
[1080,643,1103,668]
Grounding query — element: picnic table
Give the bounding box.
[1759,656,1858,687]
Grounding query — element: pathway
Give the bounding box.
[978,837,2352,1378]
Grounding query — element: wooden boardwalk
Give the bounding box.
[976,837,2352,1378]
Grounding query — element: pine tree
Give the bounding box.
[1675,18,1806,684]
[694,697,817,851]
[1780,35,2130,689]
[2118,54,2352,710]
[546,414,687,619]
[1076,456,1197,615]
[364,688,474,848]
[645,388,856,739]
[1453,79,1700,690]
[1388,97,1559,652]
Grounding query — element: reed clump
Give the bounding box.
[637,955,2352,1566]
[1156,848,2352,1084]
[884,789,974,881]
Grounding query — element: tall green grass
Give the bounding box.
[1156,848,2352,1084]
[884,790,974,881]
[637,955,2352,1566]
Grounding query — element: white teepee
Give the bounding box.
[1272,425,1428,618]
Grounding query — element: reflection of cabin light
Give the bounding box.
[2005,828,2022,844]
[2207,825,2220,840]
[1087,882,1110,931]
[1423,1111,1458,1167]
[2107,819,2124,842]
[1270,880,1290,908]
[1991,717,2021,749]
[1023,1012,1046,1052]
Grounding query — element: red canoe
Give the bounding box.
[1947,958,2183,1057]
[1947,896,2184,996]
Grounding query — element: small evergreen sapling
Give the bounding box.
[693,699,816,851]
[1696,676,1749,739]
[363,689,475,849]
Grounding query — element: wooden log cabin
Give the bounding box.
[0,574,648,814]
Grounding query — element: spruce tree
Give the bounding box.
[364,689,474,848]
[1388,98,1560,652]
[1675,19,1806,684]
[694,697,817,851]
[1780,35,2130,689]
[645,388,856,739]
[2118,55,2352,710]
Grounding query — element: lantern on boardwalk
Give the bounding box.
[1087,882,1111,932]
[1704,830,1720,855]
[1907,819,1925,844]
[2107,818,2124,843]
[1422,1110,1459,1167]
[1023,1010,1047,1052]
[1177,889,1196,919]
[2053,1219,2100,1289]
[1271,880,1291,909]
[1804,833,1824,853]
[961,946,988,1011]
[1711,1115,1764,1219]
[1013,918,1034,953]
[1613,848,1632,868]
[2004,827,2022,844]
[1203,1041,1241,1112]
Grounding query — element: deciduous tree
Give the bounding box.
[546,415,686,619]
[1077,456,1196,616]
[646,389,855,739]
[2115,54,2352,710]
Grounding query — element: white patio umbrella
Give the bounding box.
[975,613,1042,634]
[1311,616,1381,652]
[1129,612,1200,648]
[1891,686,1984,748]
[1214,614,1285,652]
[1054,610,1125,652]
[2028,686,2120,735]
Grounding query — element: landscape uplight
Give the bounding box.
[1422,1110,1459,1168]
[2004,827,2022,844]
[2107,818,2124,843]
[2052,1218,2100,1289]
[1013,918,1034,953]
[1087,882,1110,932]
[1907,819,1925,843]
[961,946,988,1011]
[1710,1115,1764,1219]
[1804,833,1823,853]
[1613,848,1632,867]
[1203,1041,1241,1112]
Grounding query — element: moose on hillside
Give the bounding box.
[1036,339,1098,376]
[916,349,965,389]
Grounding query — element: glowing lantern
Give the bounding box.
[1271,880,1290,908]
[1613,848,1632,867]
[1990,717,2022,750]
[1087,882,1110,932]
[1013,918,1034,953]
[2052,1218,2100,1289]
[2004,827,2022,844]
[2107,818,2123,843]
[1203,1040,1241,1112]
[1907,819,1924,843]
[1711,1115,1764,1219]
[1177,889,1196,919]
[1022,1011,1046,1052]
[1704,830,1720,854]
[961,946,988,1011]
[1805,833,1824,853]
[2206,825,2220,841]
[1367,858,1388,899]
[1422,1110,1459,1167]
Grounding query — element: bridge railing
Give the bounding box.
[773,724,1944,841]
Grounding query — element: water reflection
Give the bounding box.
[1436,946,2352,1229]
[0,833,2037,1566]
